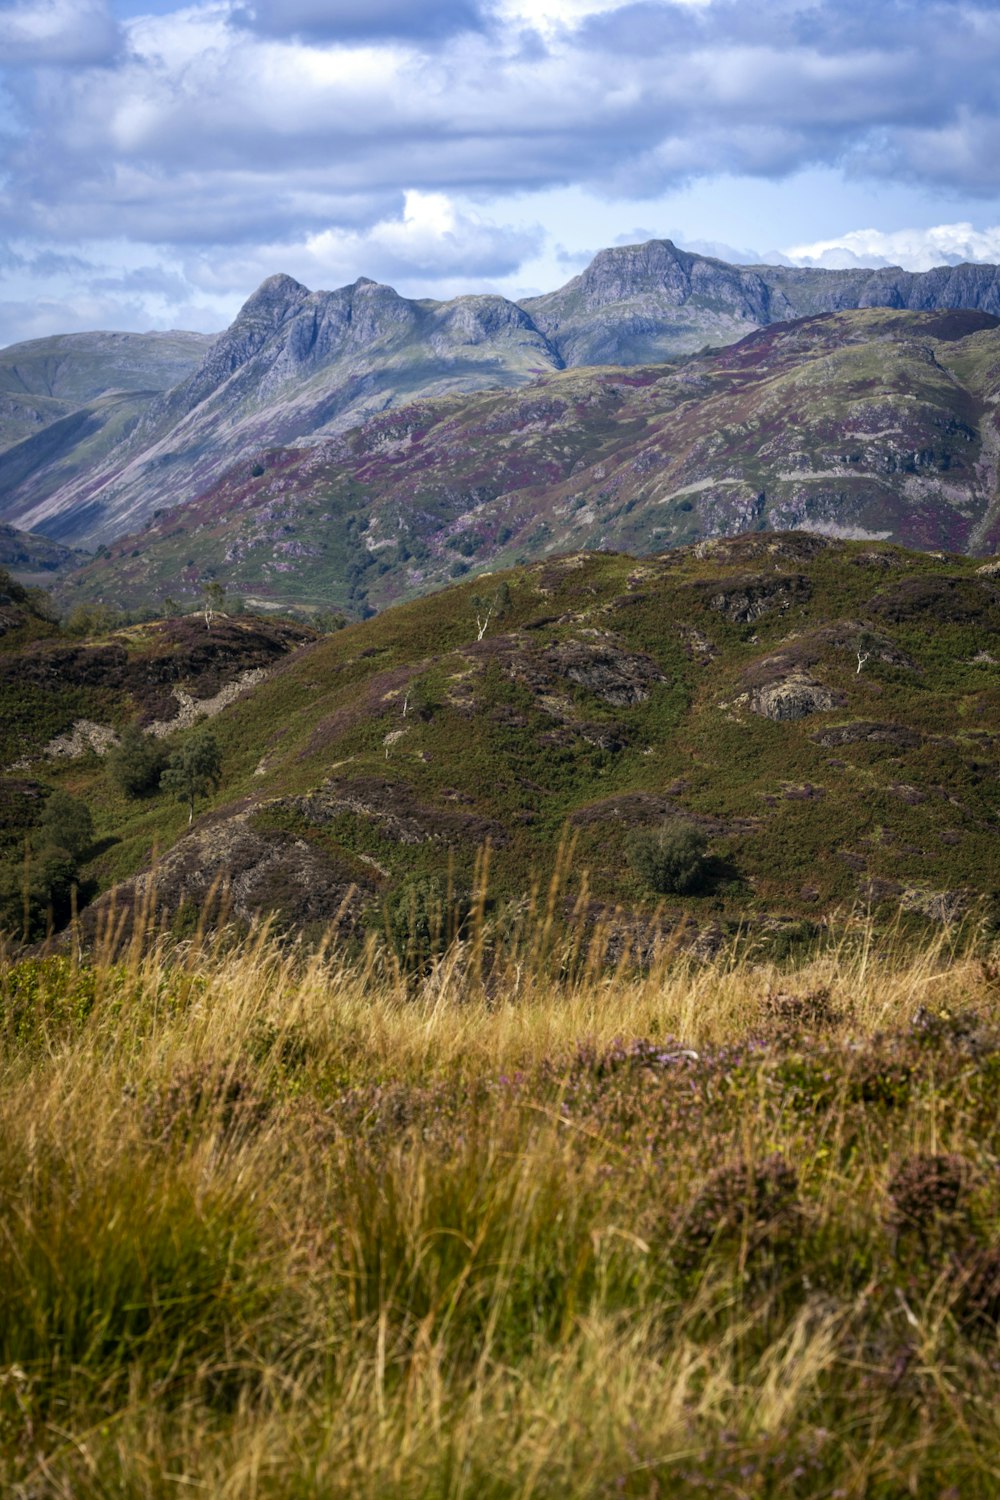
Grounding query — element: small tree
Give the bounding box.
[626,819,709,896]
[314,610,348,634]
[201,581,226,630]
[402,677,437,722]
[65,603,121,637]
[0,790,94,939]
[471,581,511,640]
[160,729,222,825]
[106,721,168,797]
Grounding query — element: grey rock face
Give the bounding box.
[521,239,1000,366]
[542,638,666,706]
[748,673,843,721]
[707,573,812,624]
[6,274,564,545]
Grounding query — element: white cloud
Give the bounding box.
[4,0,1000,340]
[185,189,543,293]
[784,222,1000,271]
[0,0,119,65]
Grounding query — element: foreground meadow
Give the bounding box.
[3,912,1000,1497]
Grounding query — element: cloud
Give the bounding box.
[3,0,1000,340]
[784,222,1000,272]
[0,291,160,345]
[672,236,774,265]
[184,189,544,294]
[0,0,120,66]
[237,0,485,43]
[2,0,999,253]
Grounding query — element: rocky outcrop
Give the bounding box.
[81,803,374,939]
[705,573,812,624]
[0,615,314,766]
[813,722,923,750]
[747,673,843,722]
[294,775,506,848]
[541,638,665,706]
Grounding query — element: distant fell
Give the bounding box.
[60,308,1000,619]
[522,239,1000,365]
[5,240,1000,550]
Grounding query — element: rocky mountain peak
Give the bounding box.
[232,273,310,327]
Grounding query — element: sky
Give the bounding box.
[1,0,1000,346]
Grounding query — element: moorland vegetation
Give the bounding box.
[2,909,1000,1496]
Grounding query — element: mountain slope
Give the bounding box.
[6,535,1000,945]
[0,523,86,582]
[0,329,216,451]
[5,277,563,547]
[58,309,1000,618]
[0,329,217,537]
[8,242,1000,550]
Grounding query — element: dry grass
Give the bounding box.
[2,910,1000,1496]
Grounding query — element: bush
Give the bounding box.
[626,819,709,895]
[64,603,121,637]
[106,721,168,798]
[383,875,471,973]
[0,790,94,939]
[37,790,93,863]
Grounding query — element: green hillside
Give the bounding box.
[5,534,999,948]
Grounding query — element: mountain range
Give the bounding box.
[50,305,1000,619]
[4,239,1000,564]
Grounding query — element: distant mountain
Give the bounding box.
[0,523,86,581]
[58,308,1000,618]
[5,241,1000,551]
[0,329,216,538]
[3,277,563,548]
[521,240,1000,365]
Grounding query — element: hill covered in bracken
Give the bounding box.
[4,532,999,949]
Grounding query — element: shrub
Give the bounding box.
[37,791,93,862]
[106,721,168,798]
[383,875,471,973]
[951,1244,1000,1332]
[886,1152,973,1240]
[64,603,120,637]
[139,1063,267,1146]
[626,819,709,895]
[0,789,95,940]
[676,1154,800,1263]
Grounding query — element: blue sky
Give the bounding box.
[1,0,999,346]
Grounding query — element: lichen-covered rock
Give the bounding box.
[813,721,923,750]
[82,804,374,938]
[748,673,842,721]
[295,776,507,847]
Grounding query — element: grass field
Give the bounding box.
[3,903,1000,1497]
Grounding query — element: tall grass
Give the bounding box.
[2,907,1000,1496]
